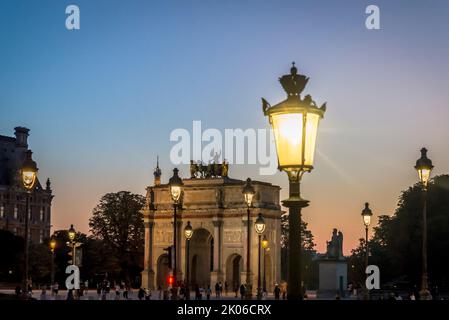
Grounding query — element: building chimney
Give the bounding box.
[14,127,30,148]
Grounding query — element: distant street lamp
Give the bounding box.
[261,236,269,294]
[21,150,38,297]
[68,224,76,265]
[50,237,56,286]
[242,178,255,299]
[184,221,193,300]
[361,202,373,299]
[415,148,433,300]
[169,168,183,299]
[361,202,372,269]
[254,213,266,300]
[262,63,326,300]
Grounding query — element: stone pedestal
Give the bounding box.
[317,259,347,298]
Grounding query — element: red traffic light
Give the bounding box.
[167,275,174,286]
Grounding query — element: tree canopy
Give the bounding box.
[350,174,449,290]
[89,191,145,281]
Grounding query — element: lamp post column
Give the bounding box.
[257,234,262,299]
[172,203,178,300]
[51,249,55,286]
[263,248,267,293]
[186,238,190,300]
[420,189,430,299]
[365,226,369,272]
[283,173,308,300]
[22,191,31,296]
[246,206,252,298]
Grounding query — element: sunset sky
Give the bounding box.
[1,0,449,254]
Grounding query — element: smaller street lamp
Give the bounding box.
[415,147,433,300]
[361,203,372,268]
[169,168,184,299]
[50,238,56,287]
[68,224,76,265]
[254,213,266,300]
[361,202,373,300]
[415,148,433,188]
[261,236,269,294]
[243,178,255,208]
[21,150,38,297]
[242,178,255,299]
[184,221,193,300]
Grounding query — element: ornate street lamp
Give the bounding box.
[254,213,266,300]
[415,148,433,300]
[361,202,372,266]
[68,224,76,265]
[242,178,255,299]
[50,237,56,287]
[261,236,269,294]
[361,202,373,299]
[169,168,183,299]
[21,150,38,297]
[262,63,326,299]
[184,221,193,300]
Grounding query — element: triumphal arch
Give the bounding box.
[141,161,282,293]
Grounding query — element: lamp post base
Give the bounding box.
[419,288,432,300]
[244,284,253,299]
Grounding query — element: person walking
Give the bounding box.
[239,284,245,300]
[123,285,129,300]
[215,282,220,298]
[138,287,145,300]
[274,284,280,300]
[224,281,229,296]
[206,286,211,300]
[195,285,201,300]
[53,282,59,297]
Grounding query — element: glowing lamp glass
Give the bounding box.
[261,236,269,249]
[170,186,182,203]
[418,168,431,186]
[270,112,320,169]
[254,214,266,235]
[363,214,371,227]
[22,171,37,190]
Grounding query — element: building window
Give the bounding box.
[39,230,44,244]
[0,205,4,218]
[14,205,18,219]
[40,207,44,221]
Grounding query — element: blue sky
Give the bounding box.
[1,0,449,252]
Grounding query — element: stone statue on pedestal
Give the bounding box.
[325,228,344,260]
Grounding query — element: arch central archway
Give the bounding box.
[156,254,169,289]
[189,228,213,288]
[226,253,243,292]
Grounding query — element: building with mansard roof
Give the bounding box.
[0,127,53,243]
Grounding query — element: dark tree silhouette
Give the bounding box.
[350,174,449,292]
[88,191,145,282]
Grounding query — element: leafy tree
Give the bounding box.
[350,174,449,291]
[89,191,145,282]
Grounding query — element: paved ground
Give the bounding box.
[0,289,360,300]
